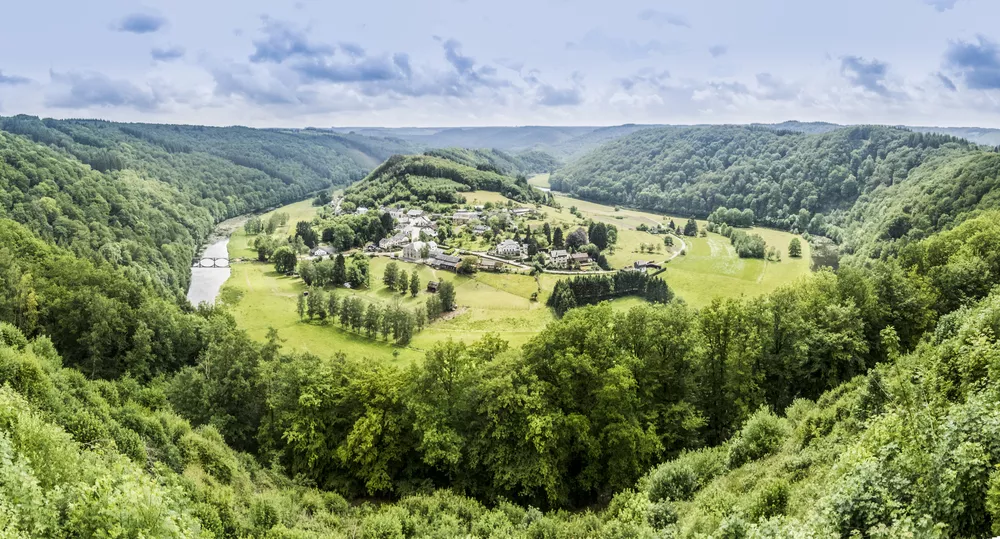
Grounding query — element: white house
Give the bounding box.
[497,239,523,257]
[356,207,369,215]
[403,241,441,260]
[407,209,424,217]
[472,225,489,235]
[549,249,569,268]
[511,207,531,217]
[379,233,409,250]
[410,215,432,228]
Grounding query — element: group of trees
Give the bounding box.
[424,147,561,176]
[707,206,755,227]
[551,125,974,241]
[383,261,421,297]
[548,272,674,316]
[729,230,768,259]
[296,254,371,288]
[316,210,397,252]
[341,154,549,212]
[243,212,288,235]
[297,288,423,344]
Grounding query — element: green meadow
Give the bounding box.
[220,188,811,362]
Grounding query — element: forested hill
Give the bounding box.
[327,124,657,158]
[423,147,560,175]
[341,152,549,210]
[550,125,989,249]
[0,116,411,292]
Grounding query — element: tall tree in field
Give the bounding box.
[398,270,410,295]
[410,273,420,297]
[553,227,565,249]
[383,261,399,288]
[543,222,552,244]
[788,237,803,258]
[589,222,608,250]
[332,254,347,285]
[295,221,318,248]
[684,218,699,237]
[364,303,381,338]
[438,281,457,311]
[296,292,305,319]
[272,246,297,275]
[327,294,340,320]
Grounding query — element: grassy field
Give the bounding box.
[528,173,551,189]
[220,191,812,364]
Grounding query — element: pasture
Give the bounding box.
[221,190,812,363]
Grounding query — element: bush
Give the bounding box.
[744,479,790,521]
[727,407,789,468]
[647,460,698,502]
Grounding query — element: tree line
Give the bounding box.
[547,272,674,316]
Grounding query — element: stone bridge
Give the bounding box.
[192,257,230,268]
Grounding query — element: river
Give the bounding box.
[186,214,251,306]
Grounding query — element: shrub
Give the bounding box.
[744,479,790,521]
[727,407,789,468]
[647,460,698,502]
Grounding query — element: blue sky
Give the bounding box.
[1,0,999,127]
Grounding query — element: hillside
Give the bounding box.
[327,124,657,158]
[423,147,561,175]
[551,125,982,246]
[341,152,550,210]
[6,116,1000,536]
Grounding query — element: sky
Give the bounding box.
[2,0,1000,128]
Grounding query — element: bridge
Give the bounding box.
[192,257,230,268]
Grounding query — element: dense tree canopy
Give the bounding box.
[551,125,974,244]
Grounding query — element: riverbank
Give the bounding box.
[186,214,254,306]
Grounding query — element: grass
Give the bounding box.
[528,173,551,189]
[664,228,811,308]
[220,193,812,363]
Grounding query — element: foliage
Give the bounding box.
[547,272,673,316]
[551,125,974,242]
[342,154,548,211]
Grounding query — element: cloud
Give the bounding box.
[943,36,1000,90]
[840,56,897,97]
[151,46,185,62]
[936,72,957,91]
[709,45,728,58]
[116,13,167,34]
[924,0,960,11]
[211,63,301,105]
[0,71,31,85]
[755,73,799,100]
[249,17,335,63]
[294,55,405,83]
[637,9,691,28]
[537,85,582,107]
[617,69,671,92]
[46,71,164,110]
[567,29,677,61]
[216,26,514,108]
[339,42,366,58]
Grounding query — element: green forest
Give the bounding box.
[549,125,1000,262]
[341,153,550,211]
[4,117,1000,537]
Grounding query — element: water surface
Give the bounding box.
[186,238,231,306]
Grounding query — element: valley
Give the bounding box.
[215,174,810,363]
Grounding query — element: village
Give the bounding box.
[321,199,667,277]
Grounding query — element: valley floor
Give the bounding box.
[220,187,811,364]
